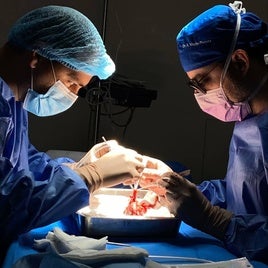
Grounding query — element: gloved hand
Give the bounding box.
[142,155,173,178]
[159,172,233,240]
[75,140,119,167]
[74,147,144,192]
[124,155,172,194]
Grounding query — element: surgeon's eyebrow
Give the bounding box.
[191,63,220,82]
[191,73,203,81]
[67,71,87,87]
[190,71,207,82]
[78,82,86,87]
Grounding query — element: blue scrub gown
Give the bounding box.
[0,78,89,263]
[198,112,268,264]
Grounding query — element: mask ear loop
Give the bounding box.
[220,2,246,86]
[31,68,34,89]
[221,2,267,106]
[50,60,57,83]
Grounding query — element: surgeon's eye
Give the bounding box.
[69,83,80,94]
[188,79,206,94]
[199,76,214,90]
[199,76,210,86]
[190,63,221,93]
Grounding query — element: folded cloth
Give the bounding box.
[61,247,149,266]
[32,228,152,268]
[13,253,91,268]
[33,227,107,254]
[13,252,162,268]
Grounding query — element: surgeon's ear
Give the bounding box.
[29,51,39,69]
[231,49,249,75]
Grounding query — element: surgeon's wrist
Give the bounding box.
[200,203,233,240]
[74,163,103,193]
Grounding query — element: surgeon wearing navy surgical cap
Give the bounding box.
[0,5,148,265]
[159,1,268,265]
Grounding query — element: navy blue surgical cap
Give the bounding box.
[8,5,115,79]
[177,4,268,72]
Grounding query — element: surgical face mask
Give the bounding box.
[194,87,251,122]
[195,71,268,121]
[23,62,78,117]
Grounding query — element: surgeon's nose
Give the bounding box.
[68,83,81,95]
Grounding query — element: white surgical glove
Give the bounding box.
[141,155,173,177]
[75,140,119,167]
[124,155,173,194]
[74,147,144,192]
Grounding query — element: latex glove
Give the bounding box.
[75,140,119,167]
[74,148,144,192]
[124,155,172,194]
[63,140,119,170]
[159,172,233,240]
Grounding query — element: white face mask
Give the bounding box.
[23,80,78,117]
[23,61,78,117]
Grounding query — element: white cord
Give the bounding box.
[107,242,214,264]
[149,255,213,264]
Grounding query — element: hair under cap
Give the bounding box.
[177,3,268,72]
[8,5,115,79]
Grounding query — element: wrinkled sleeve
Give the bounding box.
[224,215,268,263]
[198,179,227,208]
[198,180,268,263]
[28,143,90,228]
[0,143,89,242]
[0,81,91,266]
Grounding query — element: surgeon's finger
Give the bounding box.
[95,144,111,158]
[141,167,166,177]
[145,159,158,169]
[138,175,158,189]
[146,185,166,195]
[138,177,166,195]
[123,176,140,186]
[161,179,183,197]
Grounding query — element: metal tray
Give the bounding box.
[77,188,180,237]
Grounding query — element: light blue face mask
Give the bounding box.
[23,63,78,117]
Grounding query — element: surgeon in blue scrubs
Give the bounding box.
[0,5,147,265]
[155,1,268,265]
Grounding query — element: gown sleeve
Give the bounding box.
[0,143,89,241]
[0,147,89,265]
[224,214,268,263]
[197,114,268,264]
[0,83,89,252]
[198,179,268,263]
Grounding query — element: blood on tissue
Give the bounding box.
[124,189,158,216]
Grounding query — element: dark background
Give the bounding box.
[1,0,267,183]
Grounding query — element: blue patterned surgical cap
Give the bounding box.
[177,3,268,72]
[8,5,115,79]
